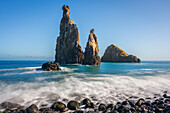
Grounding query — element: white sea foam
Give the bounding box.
[0,66,78,76]
[0,72,170,108]
[0,67,41,71]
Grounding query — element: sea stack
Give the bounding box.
[55,5,84,64]
[83,29,101,66]
[101,44,141,62]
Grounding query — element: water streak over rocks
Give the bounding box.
[1,94,170,113]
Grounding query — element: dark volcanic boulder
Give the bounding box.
[25,104,39,113]
[83,29,101,66]
[50,101,66,112]
[0,101,20,109]
[67,100,80,110]
[55,5,84,64]
[101,44,141,63]
[42,62,61,71]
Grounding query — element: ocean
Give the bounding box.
[0,61,170,108]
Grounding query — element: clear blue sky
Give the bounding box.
[0,0,170,60]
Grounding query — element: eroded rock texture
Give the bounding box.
[55,5,84,64]
[101,44,141,62]
[42,62,61,71]
[83,29,101,66]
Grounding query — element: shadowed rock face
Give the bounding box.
[83,29,101,66]
[42,62,61,71]
[55,5,84,64]
[101,44,141,62]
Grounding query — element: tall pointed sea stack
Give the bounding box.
[83,29,101,66]
[55,5,84,64]
[101,44,141,62]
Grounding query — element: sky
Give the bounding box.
[0,0,170,61]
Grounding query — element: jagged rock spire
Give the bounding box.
[55,5,84,64]
[83,29,101,66]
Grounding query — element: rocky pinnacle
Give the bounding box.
[55,5,84,64]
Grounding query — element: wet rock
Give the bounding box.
[17,106,26,110]
[10,108,20,113]
[2,108,10,113]
[39,108,53,113]
[85,102,95,109]
[42,62,61,71]
[106,104,114,110]
[165,99,170,104]
[122,100,129,105]
[83,29,101,66]
[129,107,137,113]
[163,105,170,113]
[67,100,80,110]
[136,98,145,106]
[101,44,141,63]
[74,110,85,113]
[0,101,20,109]
[144,100,151,106]
[110,110,119,113]
[163,94,170,98]
[55,5,84,64]
[50,102,66,112]
[81,98,91,105]
[102,109,111,113]
[98,103,106,111]
[25,104,39,113]
[128,100,136,107]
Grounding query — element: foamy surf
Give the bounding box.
[0,61,170,111]
[0,66,41,71]
[0,72,169,108]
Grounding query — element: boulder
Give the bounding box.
[50,101,66,112]
[67,100,80,110]
[101,44,141,62]
[83,29,101,66]
[42,62,61,71]
[98,103,106,111]
[0,101,20,109]
[25,104,39,113]
[55,5,84,64]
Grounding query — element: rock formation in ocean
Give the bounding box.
[42,62,61,71]
[55,5,84,64]
[83,29,101,66]
[101,44,141,62]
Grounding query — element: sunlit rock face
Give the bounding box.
[55,5,84,64]
[83,29,101,66]
[101,44,141,62]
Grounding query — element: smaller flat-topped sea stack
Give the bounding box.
[83,29,101,66]
[101,44,141,63]
[42,62,61,71]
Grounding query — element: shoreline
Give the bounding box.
[0,93,169,113]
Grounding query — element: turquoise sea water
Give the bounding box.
[0,61,170,107]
